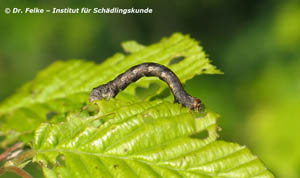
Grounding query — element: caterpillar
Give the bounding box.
[90,63,204,111]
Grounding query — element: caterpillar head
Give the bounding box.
[192,98,205,111]
[89,84,116,102]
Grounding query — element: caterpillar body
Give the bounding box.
[90,63,203,111]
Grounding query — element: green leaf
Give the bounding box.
[0,33,221,144]
[122,41,146,53]
[0,33,273,177]
[33,100,273,178]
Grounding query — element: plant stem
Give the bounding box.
[0,166,33,178]
[0,142,24,162]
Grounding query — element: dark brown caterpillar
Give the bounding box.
[90,63,204,111]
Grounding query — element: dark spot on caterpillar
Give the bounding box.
[90,63,204,111]
[113,164,118,169]
[169,56,185,65]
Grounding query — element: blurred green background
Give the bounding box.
[1,0,300,177]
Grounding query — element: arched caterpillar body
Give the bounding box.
[90,63,204,111]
